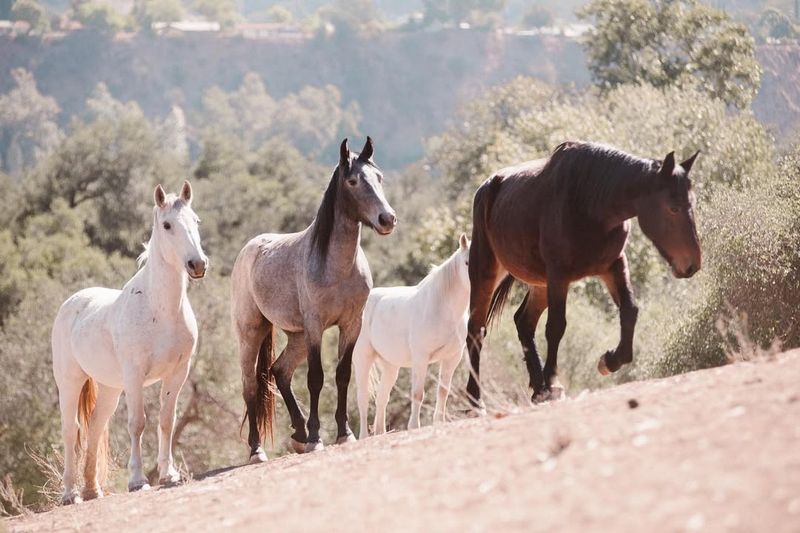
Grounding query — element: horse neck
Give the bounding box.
[142,233,188,318]
[599,172,656,230]
[420,256,469,317]
[310,202,362,279]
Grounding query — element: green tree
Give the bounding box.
[73,0,127,33]
[0,69,61,175]
[193,0,239,28]
[10,0,50,33]
[522,4,553,28]
[578,0,761,108]
[132,0,184,29]
[422,0,506,28]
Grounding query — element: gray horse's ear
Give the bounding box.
[358,136,374,162]
[154,184,167,208]
[680,150,700,173]
[459,233,469,250]
[659,151,676,177]
[180,180,193,204]
[339,138,350,171]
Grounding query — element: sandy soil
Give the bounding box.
[7,351,800,533]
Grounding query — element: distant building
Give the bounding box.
[236,22,311,41]
[152,21,221,34]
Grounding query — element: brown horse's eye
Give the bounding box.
[163,222,172,230]
[669,206,680,214]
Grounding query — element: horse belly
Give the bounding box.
[368,297,413,367]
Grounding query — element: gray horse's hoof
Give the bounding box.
[304,440,325,453]
[62,490,82,505]
[81,486,103,501]
[286,437,306,454]
[598,353,612,376]
[128,481,151,492]
[249,447,268,464]
[335,434,357,445]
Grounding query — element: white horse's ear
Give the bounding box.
[180,180,193,204]
[459,233,469,250]
[154,184,167,208]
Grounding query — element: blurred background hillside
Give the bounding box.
[1,0,800,514]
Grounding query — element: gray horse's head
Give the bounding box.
[338,137,397,235]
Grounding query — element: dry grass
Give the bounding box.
[716,303,783,363]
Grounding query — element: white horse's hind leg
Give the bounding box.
[353,337,377,440]
[408,359,427,430]
[373,362,399,435]
[157,364,190,486]
[83,384,121,500]
[433,352,462,424]
[123,371,149,492]
[56,377,85,505]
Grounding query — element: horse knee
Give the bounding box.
[128,414,145,437]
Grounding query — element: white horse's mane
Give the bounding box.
[418,249,464,300]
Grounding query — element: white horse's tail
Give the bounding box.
[77,378,109,483]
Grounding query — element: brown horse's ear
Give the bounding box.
[680,150,700,173]
[180,180,193,204]
[154,184,167,208]
[339,138,350,172]
[459,233,469,250]
[659,151,676,177]
[357,136,374,162]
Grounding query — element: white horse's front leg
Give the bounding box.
[157,364,190,485]
[123,371,149,492]
[434,350,462,424]
[408,359,428,430]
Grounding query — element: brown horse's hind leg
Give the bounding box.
[543,275,569,394]
[513,286,548,400]
[598,255,639,375]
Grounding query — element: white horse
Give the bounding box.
[51,181,207,505]
[354,234,470,439]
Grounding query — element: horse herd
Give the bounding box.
[51,137,701,505]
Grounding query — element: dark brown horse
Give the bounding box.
[466,141,701,406]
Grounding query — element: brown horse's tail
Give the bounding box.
[253,325,276,443]
[487,274,515,328]
[77,378,109,484]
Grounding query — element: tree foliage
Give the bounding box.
[578,0,761,108]
[10,0,49,34]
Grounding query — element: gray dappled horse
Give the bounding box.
[231,137,396,462]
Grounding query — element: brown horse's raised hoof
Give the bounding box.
[335,434,356,445]
[598,352,612,376]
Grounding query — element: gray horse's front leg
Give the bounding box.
[304,323,325,452]
[334,321,361,444]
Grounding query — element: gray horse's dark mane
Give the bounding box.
[310,167,340,260]
[544,141,661,216]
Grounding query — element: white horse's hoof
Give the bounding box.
[128,481,151,492]
[158,474,182,487]
[335,434,357,445]
[304,440,325,453]
[82,486,103,501]
[62,491,82,505]
[249,448,268,464]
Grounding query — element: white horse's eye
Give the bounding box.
[163,222,171,230]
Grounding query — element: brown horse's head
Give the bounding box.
[338,137,397,235]
[637,151,702,279]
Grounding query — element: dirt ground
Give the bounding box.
[7,350,800,533]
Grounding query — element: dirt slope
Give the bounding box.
[7,351,800,533]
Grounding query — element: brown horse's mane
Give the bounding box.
[309,167,340,260]
[543,141,661,217]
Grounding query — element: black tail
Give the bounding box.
[254,326,276,443]
[487,274,515,328]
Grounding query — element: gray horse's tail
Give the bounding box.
[254,325,276,443]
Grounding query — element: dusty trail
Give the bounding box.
[8,351,800,532]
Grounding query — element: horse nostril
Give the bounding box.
[187,260,195,271]
[379,212,397,228]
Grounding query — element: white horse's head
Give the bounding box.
[455,233,471,287]
[152,181,208,279]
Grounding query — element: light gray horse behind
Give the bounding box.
[231,137,396,462]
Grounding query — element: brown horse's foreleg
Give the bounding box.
[543,276,569,394]
[334,321,360,442]
[272,332,308,452]
[598,255,639,375]
[513,286,548,400]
